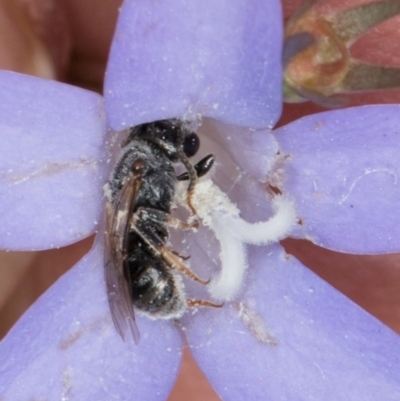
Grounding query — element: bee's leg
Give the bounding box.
[187,299,224,309]
[167,215,199,230]
[177,154,215,181]
[177,154,215,215]
[132,207,194,256]
[131,207,210,284]
[177,154,198,215]
[135,207,198,230]
[170,249,190,261]
[160,249,210,285]
[130,208,169,249]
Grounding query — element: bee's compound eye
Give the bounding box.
[183,133,200,158]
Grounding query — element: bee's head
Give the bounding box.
[126,119,200,161]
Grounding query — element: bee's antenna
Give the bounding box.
[176,129,198,215]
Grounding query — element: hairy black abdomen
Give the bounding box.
[128,259,184,318]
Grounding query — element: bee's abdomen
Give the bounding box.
[129,261,185,319]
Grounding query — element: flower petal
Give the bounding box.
[198,119,279,182]
[0,238,182,400]
[275,105,400,253]
[0,71,107,250]
[184,245,400,400]
[105,0,283,130]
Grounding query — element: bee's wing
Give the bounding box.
[104,173,141,343]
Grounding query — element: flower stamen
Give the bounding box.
[178,178,297,302]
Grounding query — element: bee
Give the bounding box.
[104,119,218,342]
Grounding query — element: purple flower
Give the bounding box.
[2,1,400,400]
